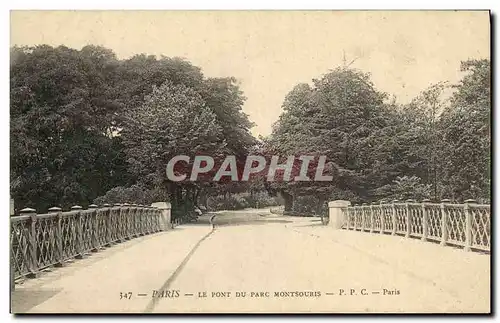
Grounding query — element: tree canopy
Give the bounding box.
[10,45,256,213]
[264,59,491,212]
[10,44,490,215]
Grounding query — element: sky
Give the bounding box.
[10,10,490,136]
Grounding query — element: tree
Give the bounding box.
[10,45,131,211]
[265,66,390,210]
[113,54,205,117]
[120,81,225,219]
[438,59,490,201]
[11,44,258,213]
[401,82,449,200]
[389,176,432,201]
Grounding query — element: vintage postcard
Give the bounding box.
[9,10,491,314]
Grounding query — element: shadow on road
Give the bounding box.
[212,213,293,227]
[11,289,61,313]
[180,209,296,227]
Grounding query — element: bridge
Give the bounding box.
[10,200,491,313]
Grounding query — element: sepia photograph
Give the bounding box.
[9,10,491,314]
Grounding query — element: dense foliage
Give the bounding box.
[266,60,490,213]
[10,45,256,214]
[10,44,490,216]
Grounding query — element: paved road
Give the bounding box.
[12,209,490,314]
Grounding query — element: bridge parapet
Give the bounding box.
[330,199,490,253]
[328,200,351,229]
[151,202,172,230]
[10,203,166,283]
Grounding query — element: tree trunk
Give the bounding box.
[198,190,208,209]
[281,190,294,213]
[317,196,325,215]
[167,183,181,221]
[193,187,200,208]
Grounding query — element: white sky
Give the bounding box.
[10,11,490,136]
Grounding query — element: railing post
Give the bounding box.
[391,200,398,235]
[120,203,128,241]
[137,204,142,235]
[405,199,415,238]
[379,201,385,234]
[349,207,353,230]
[147,206,153,234]
[421,199,430,242]
[344,207,349,230]
[137,204,144,237]
[103,204,112,246]
[353,205,357,231]
[137,205,143,236]
[369,203,374,233]
[89,204,99,252]
[344,207,349,229]
[113,203,123,242]
[440,199,450,246]
[49,207,64,267]
[143,206,148,235]
[20,208,38,278]
[72,205,84,259]
[10,207,14,290]
[147,206,154,234]
[131,204,138,237]
[122,203,131,240]
[361,203,367,231]
[10,243,14,291]
[153,207,163,233]
[152,207,158,233]
[464,199,476,252]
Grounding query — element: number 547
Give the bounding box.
[120,292,132,299]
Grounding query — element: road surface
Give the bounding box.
[11,209,490,313]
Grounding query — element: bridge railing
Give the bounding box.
[340,199,490,252]
[10,203,163,280]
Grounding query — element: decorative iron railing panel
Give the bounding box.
[372,206,382,232]
[394,204,407,235]
[470,205,490,251]
[408,204,424,237]
[341,200,490,252]
[10,205,163,280]
[355,207,362,229]
[10,215,31,279]
[96,209,108,248]
[362,206,371,231]
[426,204,442,241]
[445,204,467,246]
[81,210,96,254]
[61,212,79,259]
[34,214,59,269]
[381,205,393,233]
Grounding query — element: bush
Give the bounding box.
[207,195,247,211]
[243,192,280,208]
[93,185,167,206]
[291,195,327,216]
[207,192,279,211]
[391,176,432,201]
